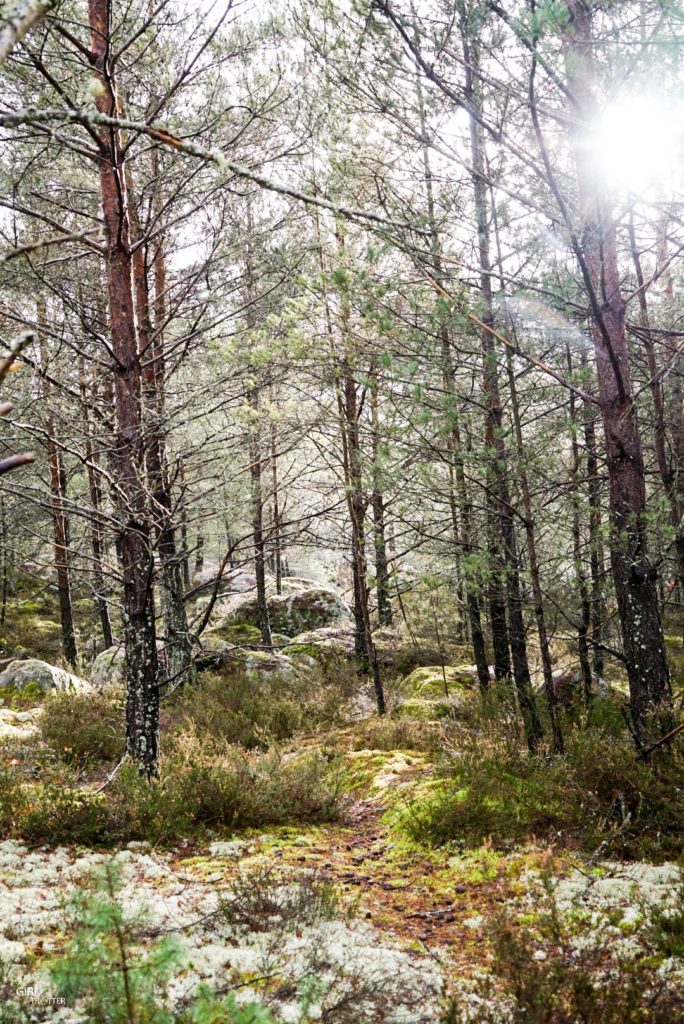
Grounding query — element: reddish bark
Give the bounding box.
[89,0,159,776]
[564,1,671,737]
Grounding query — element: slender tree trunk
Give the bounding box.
[491,178,560,744]
[564,1,671,739]
[127,158,195,690]
[38,314,77,666]
[463,18,541,749]
[629,220,684,639]
[0,495,7,626]
[341,359,386,713]
[248,391,273,650]
[330,224,385,714]
[80,365,114,650]
[194,535,204,575]
[567,349,594,707]
[89,0,159,776]
[505,345,563,751]
[243,204,273,651]
[415,67,489,684]
[269,411,283,596]
[178,458,191,590]
[369,366,392,627]
[579,356,606,682]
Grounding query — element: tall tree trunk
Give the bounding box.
[333,226,385,714]
[340,358,386,714]
[38,310,77,667]
[243,203,273,652]
[194,534,204,575]
[490,180,561,744]
[369,366,392,627]
[311,204,384,711]
[127,158,195,690]
[269,410,283,596]
[414,66,489,685]
[178,458,191,590]
[580,355,606,682]
[80,364,113,650]
[463,17,541,749]
[89,0,159,776]
[0,495,8,627]
[567,349,594,707]
[629,220,684,639]
[505,344,563,751]
[248,390,273,650]
[564,1,671,739]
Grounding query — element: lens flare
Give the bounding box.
[589,94,683,193]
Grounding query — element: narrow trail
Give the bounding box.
[206,749,508,981]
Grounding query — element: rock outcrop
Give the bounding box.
[221,586,351,636]
[0,659,91,694]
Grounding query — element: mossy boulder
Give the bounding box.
[284,626,401,663]
[209,623,262,647]
[225,646,298,683]
[193,637,235,672]
[403,665,477,698]
[215,643,294,684]
[192,567,259,597]
[0,658,92,694]
[396,697,459,721]
[91,646,126,688]
[224,587,351,636]
[285,627,356,662]
[283,628,469,674]
[207,624,291,651]
[195,639,299,683]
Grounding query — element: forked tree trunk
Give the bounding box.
[89,0,159,776]
[564,1,671,740]
[128,161,195,690]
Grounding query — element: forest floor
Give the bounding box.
[1,726,682,1022]
[1,584,684,1020]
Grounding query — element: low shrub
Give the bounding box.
[0,731,342,846]
[401,705,684,858]
[350,715,445,752]
[642,880,684,959]
[221,861,346,933]
[163,666,349,750]
[40,686,124,767]
[444,876,684,1023]
[0,681,45,709]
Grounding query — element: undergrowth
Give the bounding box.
[399,690,684,859]
[444,871,684,1023]
[0,731,341,846]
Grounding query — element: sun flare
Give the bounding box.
[590,94,683,193]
